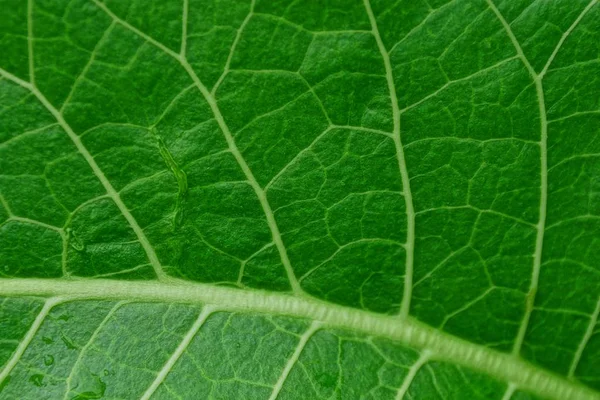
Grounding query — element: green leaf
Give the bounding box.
[0,0,599,399]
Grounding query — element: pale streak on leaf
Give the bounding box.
[92,0,304,295]
[151,127,188,228]
[0,1,599,398]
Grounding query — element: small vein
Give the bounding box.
[539,0,598,79]
[399,56,519,113]
[151,83,196,127]
[238,242,275,286]
[264,126,335,192]
[363,0,416,318]
[568,295,600,379]
[211,0,255,95]
[27,0,35,84]
[501,383,517,400]
[91,0,180,59]
[0,193,13,216]
[441,287,494,328]
[180,0,189,57]
[426,364,444,398]
[3,216,63,232]
[298,74,332,125]
[388,4,439,55]
[0,297,61,386]
[268,321,321,400]
[395,351,430,400]
[329,124,393,138]
[140,306,214,400]
[485,0,547,357]
[0,123,60,147]
[60,22,116,113]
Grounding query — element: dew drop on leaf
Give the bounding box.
[60,333,77,350]
[71,374,106,400]
[58,313,71,322]
[28,374,44,387]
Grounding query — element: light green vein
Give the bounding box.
[0,278,598,400]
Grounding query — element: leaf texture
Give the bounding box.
[0,0,599,399]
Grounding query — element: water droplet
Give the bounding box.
[60,333,77,350]
[29,374,44,387]
[103,369,110,376]
[70,374,106,400]
[44,355,54,366]
[58,314,71,322]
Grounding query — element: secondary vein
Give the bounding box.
[395,350,430,400]
[268,321,321,400]
[27,0,34,84]
[363,0,416,318]
[486,0,598,357]
[140,306,215,399]
[569,296,600,378]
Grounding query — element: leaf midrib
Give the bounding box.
[0,277,597,400]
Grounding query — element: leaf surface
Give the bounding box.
[0,0,599,399]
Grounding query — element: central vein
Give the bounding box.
[0,278,597,400]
